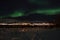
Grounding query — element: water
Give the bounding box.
[0,28,60,40]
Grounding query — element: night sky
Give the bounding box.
[0,0,60,16]
[0,0,60,22]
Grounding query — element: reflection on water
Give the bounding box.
[0,28,60,40]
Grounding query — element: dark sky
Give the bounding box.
[0,0,60,16]
[0,0,60,21]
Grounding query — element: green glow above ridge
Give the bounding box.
[5,8,60,17]
[31,8,60,15]
[10,11,25,17]
[29,0,49,5]
[0,8,60,18]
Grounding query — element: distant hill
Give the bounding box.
[0,14,57,23]
[5,14,57,22]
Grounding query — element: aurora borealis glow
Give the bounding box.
[0,8,60,18]
[8,8,60,17]
[9,11,25,17]
[31,8,60,15]
[29,0,49,5]
[0,0,60,18]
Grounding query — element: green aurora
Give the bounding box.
[0,8,60,18]
[0,0,60,18]
[30,8,60,15]
[10,8,60,17]
[29,0,49,5]
[9,11,25,17]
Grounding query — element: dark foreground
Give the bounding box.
[0,26,60,40]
